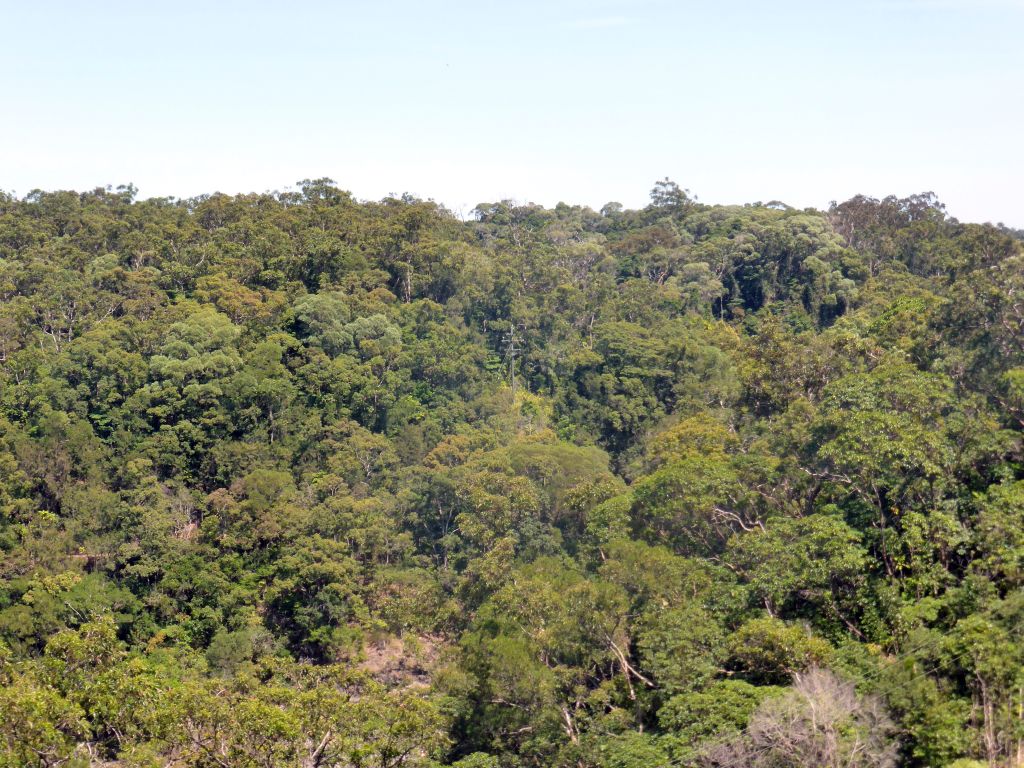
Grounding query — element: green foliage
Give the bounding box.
[727,515,867,625]
[0,183,1020,766]
[636,604,725,694]
[659,679,783,760]
[0,673,87,768]
[725,617,834,685]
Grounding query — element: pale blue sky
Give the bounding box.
[1,0,1021,224]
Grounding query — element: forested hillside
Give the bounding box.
[0,180,1021,768]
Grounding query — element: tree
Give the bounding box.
[659,680,783,762]
[631,455,753,557]
[705,668,898,768]
[727,514,867,628]
[0,673,87,768]
[0,180,1021,767]
[649,178,693,214]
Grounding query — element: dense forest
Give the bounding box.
[0,179,1021,768]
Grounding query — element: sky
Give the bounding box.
[1,0,1021,225]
